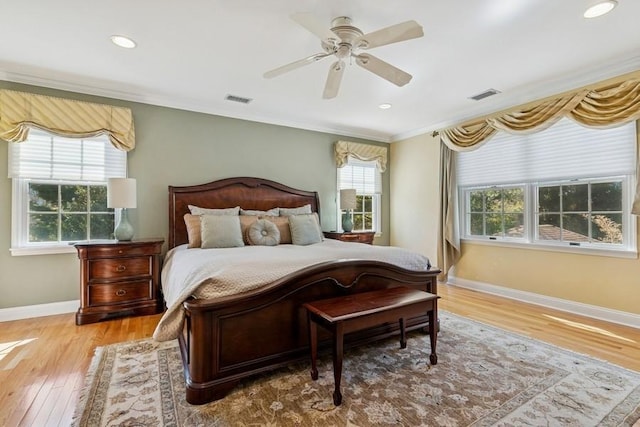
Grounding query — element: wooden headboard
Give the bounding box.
[168,177,321,248]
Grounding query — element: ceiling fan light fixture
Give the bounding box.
[265,14,423,98]
[110,35,136,49]
[583,0,618,18]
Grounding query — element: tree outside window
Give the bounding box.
[28,183,114,242]
[467,187,524,238]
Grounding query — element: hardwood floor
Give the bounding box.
[1,284,638,426]
[439,285,640,372]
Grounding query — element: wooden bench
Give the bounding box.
[303,286,439,405]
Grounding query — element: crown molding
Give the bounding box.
[0,70,391,143]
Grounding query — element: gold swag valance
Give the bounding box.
[440,75,640,151]
[335,140,388,172]
[0,89,135,151]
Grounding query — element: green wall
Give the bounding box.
[0,81,389,309]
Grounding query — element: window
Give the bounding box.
[466,186,525,239]
[9,130,127,255]
[536,179,624,245]
[458,118,636,255]
[338,158,382,233]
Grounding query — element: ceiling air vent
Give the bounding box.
[225,94,253,104]
[469,88,501,101]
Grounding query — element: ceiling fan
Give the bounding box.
[263,14,424,99]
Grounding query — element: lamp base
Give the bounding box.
[342,212,353,232]
[114,208,134,241]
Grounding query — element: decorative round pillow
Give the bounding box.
[246,219,281,246]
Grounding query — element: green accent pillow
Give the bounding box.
[200,215,244,248]
[289,213,323,246]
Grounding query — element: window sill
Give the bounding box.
[10,245,77,256]
[461,238,638,259]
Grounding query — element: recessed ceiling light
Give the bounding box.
[584,0,618,18]
[378,103,392,110]
[110,35,136,49]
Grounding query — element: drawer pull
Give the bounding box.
[115,289,127,297]
[115,264,127,272]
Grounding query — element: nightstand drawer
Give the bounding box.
[340,234,361,242]
[88,280,153,306]
[89,256,151,280]
[84,244,161,259]
[323,231,375,245]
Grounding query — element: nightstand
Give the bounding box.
[323,231,375,245]
[75,238,164,325]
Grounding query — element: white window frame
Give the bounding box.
[9,131,126,256]
[337,158,382,235]
[532,176,633,250]
[461,184,528,242]
[460,176,636,257]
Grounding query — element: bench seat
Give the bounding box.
[303,286,439,405]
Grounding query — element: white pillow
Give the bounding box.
[241,208,279,216]
[246,219,280,246]
[200,215,245,248]
[279,204,312,216]
[189,205,240,216]
[289,213,323,245]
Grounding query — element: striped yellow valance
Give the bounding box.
[440,73,640,151]
[0,89,135,151]
[335,140,388,172]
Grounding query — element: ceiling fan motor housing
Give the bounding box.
[326,16,366,53]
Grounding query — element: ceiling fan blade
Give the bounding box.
[355,20,423,50]
[323,61,345,99]
[263,52,331,79]
[355,54,412,87]
[291,13,340,43]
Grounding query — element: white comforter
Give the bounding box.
[152,239,431,341]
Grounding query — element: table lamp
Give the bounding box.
[339,189,357,232]
[107,178,137,241]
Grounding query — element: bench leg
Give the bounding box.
[332,322,344,406]
[399,317,407,349]
[428,303,438,365]
[308,314,318,380]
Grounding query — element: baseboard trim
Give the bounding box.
[0,300,79,322]
[447,276,640,329]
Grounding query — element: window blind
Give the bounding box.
[338,158,382,194]
[457,118,637,186]
[8,129,127,181]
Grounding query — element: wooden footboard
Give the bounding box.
[177,259,439,404]
[167,177,440,404]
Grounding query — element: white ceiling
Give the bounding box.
[1,0,639,142]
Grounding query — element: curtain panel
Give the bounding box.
[436,142,460,282]
[334,140,388,172]
[0,89,135,151]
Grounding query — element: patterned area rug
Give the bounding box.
[73,312,640,426]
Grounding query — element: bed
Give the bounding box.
[157,176,440,404]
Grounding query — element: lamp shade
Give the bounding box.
[107,178,137,209]
[339,189,357,210]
